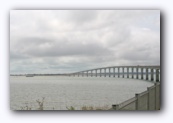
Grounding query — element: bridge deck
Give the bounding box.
[74,65,160,73]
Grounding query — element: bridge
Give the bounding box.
[68,65,160,82]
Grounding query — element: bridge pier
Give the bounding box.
[122,68,124,78]
[113,68,115,77]
[136,67,138,79]
[96,69,97,77]
[100,69,101,77]
[132,68,134,79]
[109,68,111,77]
[118,68,119,78]
[151,69,154,81]
[91,70,93,77]
[156,69,159,82]
[104,68,106,77]
[146,68,148,80]
[141,68,143,80]
[127,67,129,78]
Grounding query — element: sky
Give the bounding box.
[10,10,160,74]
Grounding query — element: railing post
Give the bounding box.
[135,94,140,110]
[127,67,129,78]
[146,68,148,80]
[154,83,157,110]
[112,104,119,110]
[155,83,160,110]
[122,68,124,78]
[147,87,151,110]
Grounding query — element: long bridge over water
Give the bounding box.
[68,65,160,82]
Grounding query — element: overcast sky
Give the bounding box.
[10,10,160,74]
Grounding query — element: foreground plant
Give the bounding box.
[66,105,110,110]
[20,97,45,110]
[20,103,32,110]
[66,106,75,110]
[36,97,45,110]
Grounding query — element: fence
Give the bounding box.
[112,82,160,110]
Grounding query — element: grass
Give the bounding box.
[36,97,45,110]
[67,105,111,110]
[20,97,45,110]
[20,97,111,110]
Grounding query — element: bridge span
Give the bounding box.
[67,65,160,82]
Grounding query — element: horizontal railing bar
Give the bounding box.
[115,97,137,109]
[138,90,148,97]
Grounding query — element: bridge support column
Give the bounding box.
[141,68,143,80]
[127,67,129,78]
[132,68,134,79]
[104,68,106,77]
[109,68,110,77]
[146,68,148,80]
[136,68,138,79]
[122,68,124,78]
[151,69,154,81]
[87,71,88,77]
[156,69,159,82]
[91,70,93,77]
[118,68,119,78]
[100,69,101,77]
[96,70,97,77]
[113,68,115,77]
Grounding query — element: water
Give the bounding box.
[10,76,154,110]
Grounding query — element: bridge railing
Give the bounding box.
[112,82,160,110]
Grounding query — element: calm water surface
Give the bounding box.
[10,76,154,110]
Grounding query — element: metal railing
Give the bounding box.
[112,83,160,110]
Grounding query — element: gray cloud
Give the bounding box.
[11,37,111,58]
[10,10,160,74]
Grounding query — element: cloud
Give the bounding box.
[10,10,160,74]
